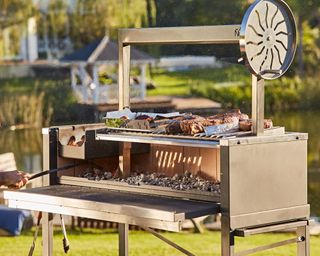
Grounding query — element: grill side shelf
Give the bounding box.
[4,185,220,232]
[59,176,221,203]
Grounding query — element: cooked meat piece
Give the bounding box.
[179,119,212,135]
[208,109,249,124]
[173,114,195,121]
[239,119,273,131]
[223,115,239,124]
[180,120,192,135]
[207,118,224,125]
[135,114,153,121]
[239,120,252,131]
[239,113,249,120]
[264,119,273,129]
[154,119,172,126]
[165,121,183,134]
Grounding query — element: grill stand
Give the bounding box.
[116,5,309,255]
[252,75,264,136]
[222,220,310,256]
[3,1,310,255]
[119,223,129,256]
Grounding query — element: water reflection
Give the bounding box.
[0,111,320,215]
[0,128,42,173]
[272,111,320,170]
[270,111,320,216]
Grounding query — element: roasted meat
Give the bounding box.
[239,119,273,131]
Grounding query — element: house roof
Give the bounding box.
[61,36,155,64]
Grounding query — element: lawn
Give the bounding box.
[0,228,319,256]
[147,65,249,97]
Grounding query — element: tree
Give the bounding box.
[0,0,34,59]
[70,0,147,49]
[287,0,320,76]
[152,0,245,58]
[36,0,69,59]
[0,0,34,27]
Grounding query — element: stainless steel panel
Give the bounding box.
[119,25,240,45]
[58,127,119,160]
[231,204,309,230]
[229,140,307,216]
[220,132,308,146]
[221,138,308,229]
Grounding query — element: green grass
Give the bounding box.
[0,228,319,256]
[147,66,320,112]
[147,65,249,97]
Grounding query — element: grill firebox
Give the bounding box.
[4,1,310,255]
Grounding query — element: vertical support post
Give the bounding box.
[118,33,131,110]
[252,75,264,136]
[41,128,56,256]
[220,145,234,256]
[221,216,235,256]
[140,64,147,100]
[80,64,88,104]
[119,142,132,177]
[297,225,310,256]
[42,212,54,256]
[71,65,77,89]
[119,223,129,256]
[92,64,100,104]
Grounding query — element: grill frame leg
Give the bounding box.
[42,212,54,256]
[119,223,129,256]
[297,225,310,256]
[221,215,235,256]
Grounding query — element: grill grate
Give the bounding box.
[101,127,253,141]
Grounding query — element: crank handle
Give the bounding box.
[259,69,283,76]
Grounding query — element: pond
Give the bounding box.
[0,111,320,216]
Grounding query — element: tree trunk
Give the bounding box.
[153,0,158,26]
[146,0,153,27]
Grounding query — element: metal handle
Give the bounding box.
[29,164,79,181]
[259,69,282,76]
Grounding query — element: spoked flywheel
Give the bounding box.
[240,0,297,80]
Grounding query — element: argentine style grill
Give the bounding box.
[4,1,310,255]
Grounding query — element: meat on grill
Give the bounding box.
[178,109,248,135]
[165,121,183,134]
[239,119,273,131]
[115,109,272,135]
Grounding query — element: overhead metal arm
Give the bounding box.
[119,25,241,45]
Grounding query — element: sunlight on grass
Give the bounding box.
[147,66,249,97]
[0,229,319,256]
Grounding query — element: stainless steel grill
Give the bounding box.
[4,1,310,256]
